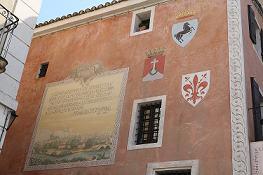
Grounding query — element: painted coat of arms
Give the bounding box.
[143,48,165,82]
[182,70,210,107]
[172,19,198,47]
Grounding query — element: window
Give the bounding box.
[38,62,49,78]
[136,102,161,145]
[146,160,199,175]
[248,5,263,61]
[130,6,155,36]
[127,95,166,150]
[251,77,263,141]
[156,170,191,175]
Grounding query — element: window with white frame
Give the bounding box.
[156,170,191,175]
[127,95,166,150]
[146,160,199,175]
[130,6,155,36]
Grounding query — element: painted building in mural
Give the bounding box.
[0,0,42,152]
[0,0,262,174]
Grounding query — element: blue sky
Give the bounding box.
[37,0,110,23]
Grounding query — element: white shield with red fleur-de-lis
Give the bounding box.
[182,70,210,107]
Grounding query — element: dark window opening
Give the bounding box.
[248,5,257,44]
[261,29,263,61]
[156,169,191,175]
[136,101,161,145]
[38,62,49,78]
[138,19,150,31]
[248,5,263,60]
[134,10,151,33]
[251,77,263,141]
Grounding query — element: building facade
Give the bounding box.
[0,0,42,151]
[0,0,262,175]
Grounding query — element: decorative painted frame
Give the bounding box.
[24,68,129,171]
[127,95,166,150]
[146,160,199,175]
[227,0,251,174]
[130,6,155,36]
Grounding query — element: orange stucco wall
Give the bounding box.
[241,0,263,141]
[0,0,232,174]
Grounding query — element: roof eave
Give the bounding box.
[34,0,170,38]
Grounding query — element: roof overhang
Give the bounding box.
[34,0,170,38]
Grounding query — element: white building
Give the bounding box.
[0,0,42,151]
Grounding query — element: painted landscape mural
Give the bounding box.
[25,68,128,170]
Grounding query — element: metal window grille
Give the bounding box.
[38,63,49,78]
[0,4,18,58]
[136,101,161,145]
[156,170,191,175]
[252,0,263,17]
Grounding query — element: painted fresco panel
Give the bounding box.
[25,68,128,170]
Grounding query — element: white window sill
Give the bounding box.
[127,141,162,150]
[130,29,153,36]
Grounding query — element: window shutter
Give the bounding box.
[251,78,263,141]
[261,29,263,61]
[248,5,257,44]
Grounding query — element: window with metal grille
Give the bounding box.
[156,169,191,175]
[136,102,161,145]
[128,95,166,150]
[38,62,49,78]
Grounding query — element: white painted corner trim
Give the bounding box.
[227,0,251,175]
[146,160,199,175]
[127,95,166,150]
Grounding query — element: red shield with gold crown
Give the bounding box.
[182,70,210,107]
[143,54,165,82]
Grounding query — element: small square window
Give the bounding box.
[127,95,166,150]
[38,62,49,78]
[130,6,155,36]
